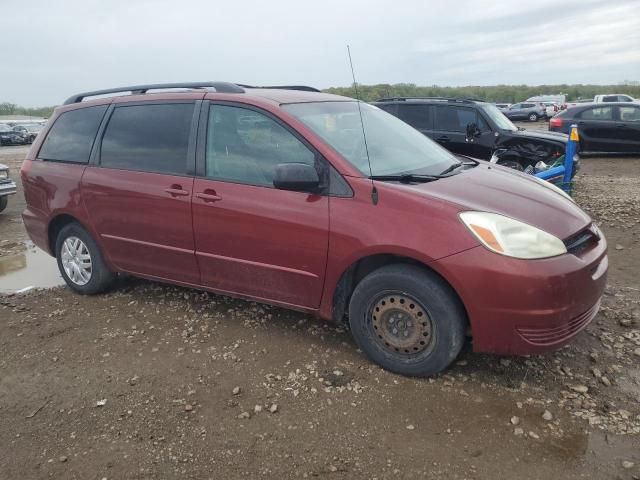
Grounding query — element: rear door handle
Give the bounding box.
[617,124,627,128]
[164,185,189,197]
[437,136,450,142]
[195,190,222,202]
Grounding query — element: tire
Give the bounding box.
[55,222,115,295]
[0,196,7,213]
[348,264,466,377]
[528,113,538,122]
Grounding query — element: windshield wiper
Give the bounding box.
[369,173,442,183]
[437,161,463,176]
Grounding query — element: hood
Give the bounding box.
[512,129,568,144]
[394,163,590,240]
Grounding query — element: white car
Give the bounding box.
[541,102,559,118]
[593,94,638,103]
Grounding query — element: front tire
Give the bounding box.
[0,196,7,213]
[55,223,115,294]
[348,264,466,377]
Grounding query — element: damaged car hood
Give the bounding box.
[508,129,568,144]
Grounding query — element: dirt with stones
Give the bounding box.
[1,131,639,479]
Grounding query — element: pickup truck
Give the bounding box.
[593,94,638,103]
[0,163,17,213]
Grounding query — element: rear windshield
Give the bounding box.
[39,106,108,163]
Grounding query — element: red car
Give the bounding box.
[21,82,607,376]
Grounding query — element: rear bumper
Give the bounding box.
[22,206,51,254]
[434,233,608,355]
[0,180,17,196]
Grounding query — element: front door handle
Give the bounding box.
[437,136,450,142]
[195,190,222,202]
[164,185,189,197]
[617,124,627,128]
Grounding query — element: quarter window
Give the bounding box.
[205,105,316,187]
[100,103,194,175]
[579,107,613,120]
[38,105,107,163]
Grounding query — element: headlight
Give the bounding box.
[459,211,567,259]
[534,177,574,203]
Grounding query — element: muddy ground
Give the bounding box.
[1,124,639,479]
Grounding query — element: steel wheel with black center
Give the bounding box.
[348,264,466,377]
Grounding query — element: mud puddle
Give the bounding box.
[0,244,63,294]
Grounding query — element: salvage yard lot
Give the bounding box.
[1,134,639,479]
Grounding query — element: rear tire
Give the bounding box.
[55,223,115,295]
[348,264,466,377]
[0,196,7,213]
[528,113,538,122]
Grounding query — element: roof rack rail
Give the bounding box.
[375,96,484,104]
[63,82,245,105]
[237,84,320,93]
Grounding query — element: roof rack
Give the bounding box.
[375,96,485,104]
[63,82,245,105]
[237,84,320,93]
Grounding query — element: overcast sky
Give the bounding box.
[4,0,640,106]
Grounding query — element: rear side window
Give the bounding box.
[579,107,613,120]
[100,103,194,175]
[38,105,107,163]
[397,104,432,130]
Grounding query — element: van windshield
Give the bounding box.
[282,102,459,176]
[482,104,518,131]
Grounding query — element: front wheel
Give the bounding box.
[0,196,7,213]
[348,264,466,377]
[55,223,115,295]
[528,113,538,122]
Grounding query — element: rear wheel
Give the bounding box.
[0,196,7,213]
[348,264,466,377]
[55,223,115,294]
[528,113,538,122]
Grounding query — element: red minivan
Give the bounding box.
[21,82,608,376]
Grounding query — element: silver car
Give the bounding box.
[503,102,546,121]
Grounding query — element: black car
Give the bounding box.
[372,97,569,171]
[11,124,42,143]
[549,103,640,153]
[0,124,26,146]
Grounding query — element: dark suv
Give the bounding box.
[21,82,606,377]
[372,97,570,171]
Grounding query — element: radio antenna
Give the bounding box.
[347,45,378,205]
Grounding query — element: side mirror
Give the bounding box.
[465,123,481,140]
[273,163,320,193]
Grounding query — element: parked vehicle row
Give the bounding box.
[373,97,571,172]
[0,122,44,145]
[21,82,606,377]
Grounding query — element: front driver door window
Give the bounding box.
[192,103,330,307]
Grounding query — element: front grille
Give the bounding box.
[516,300,600,346]
[564,227,598,255]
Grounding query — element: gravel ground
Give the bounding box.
[1,130,639,479]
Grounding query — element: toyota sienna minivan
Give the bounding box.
[21,82,608,376]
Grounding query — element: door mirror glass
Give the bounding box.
[273,163,320,192]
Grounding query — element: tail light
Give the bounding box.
[549,117,563,129]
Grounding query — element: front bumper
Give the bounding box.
[0,180,17,196]
[434,231,607,355]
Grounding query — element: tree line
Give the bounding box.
[0,102,55,118]
[2,82,640,116]
[323,82,640,103]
